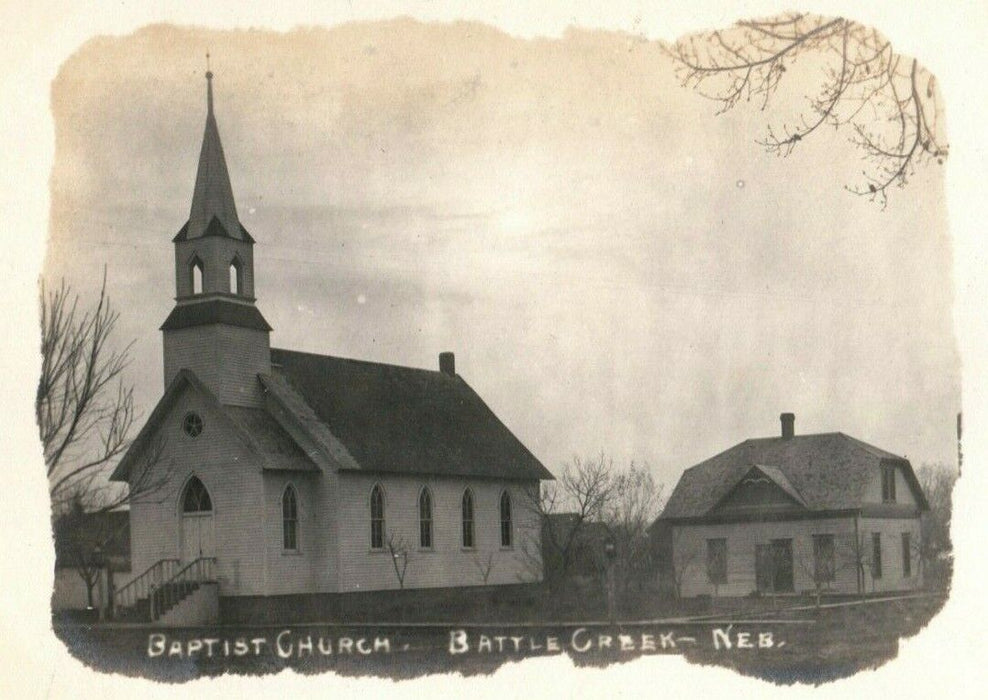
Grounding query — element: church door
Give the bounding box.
[180,477,215,563]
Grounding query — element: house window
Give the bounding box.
[191,257,204,295]
[461,489,475,548]
[181,476,212,513]
[282,485,298,551]
[902,532,912,577]
[812,534,836,583]
[706,538,727,584]
[499,490,512,547]
[229,257,244,295]
[370,484,385,550]
[872,533,883,579]
[881,464,897,502]
[419,487,433,549]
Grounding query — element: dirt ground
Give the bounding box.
[52,594,946,685]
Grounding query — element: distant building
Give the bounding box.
[107,71,551,624]
[657,413,928,597]
[51,510,130,613]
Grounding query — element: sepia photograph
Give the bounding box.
[2,0,985,695]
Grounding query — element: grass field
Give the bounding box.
[52,594,947,684]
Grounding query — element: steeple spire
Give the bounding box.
[184,62,245,241]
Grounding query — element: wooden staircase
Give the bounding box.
[113,557,217,623]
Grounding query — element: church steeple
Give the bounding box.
[161,65,271,407]
[184,65,247,242]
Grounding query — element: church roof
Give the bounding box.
[660,432,928,520]
[183,71,246,242]
[264,348,553,482]
[160,298,272,331]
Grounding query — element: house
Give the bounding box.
[657,413,928,597]
[107,71,552,624]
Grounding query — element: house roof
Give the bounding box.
[266,348,553,481]
[661,432,928,520]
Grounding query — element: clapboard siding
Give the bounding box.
[859,517,923,593]
[127,384,267,596]
[673,517,859,597]
[335,474,542,593]
[262,472,320,595]
[672,515,923,596]
[163,324,269,407]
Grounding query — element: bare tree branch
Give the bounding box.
[666,13,948,205]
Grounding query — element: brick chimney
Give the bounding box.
[439,351,455,376]
[780,412,795,439]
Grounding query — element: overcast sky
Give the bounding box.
[43,19,959,489]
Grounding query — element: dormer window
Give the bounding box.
[190,257,204,295]
[881,464,897,502]
[229,257,243,295]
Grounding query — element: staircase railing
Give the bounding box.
[112,558,180,616]
[150,557,217,621]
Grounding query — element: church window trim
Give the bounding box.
[418,486,433,550]
[282,484,299,552]
[499,490,513,548]
[182,411,203,438]
[180,475,213,515]
[189,255,205,295]
[229,255,244,296]
[370,483,385,551]
[461,488,475,549]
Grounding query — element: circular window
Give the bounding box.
[182,412,203,438]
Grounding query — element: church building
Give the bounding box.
[109,72,552,625]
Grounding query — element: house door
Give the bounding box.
[771,539,794,592]
[179,476,215,563]
[755,540,794,593]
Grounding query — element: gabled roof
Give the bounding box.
[661,432,928,520]
[709,464,809,512]
[110,369,314,482]
[266,348,553,481]
[172,216,255,243]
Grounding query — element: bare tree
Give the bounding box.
[916,462,957,588]
[386,532,410,590]
[836,530,873,597]
[52,492,128,610]
[535,454,617,586]
[602,463,665,604]
[671,538,701,600]
[473,551,497,585]
[39,272,135,509]
[666,12,947,206]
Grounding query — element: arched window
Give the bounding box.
[229,257,244,295]
[419,487,433,549]
[190,257,204,295]
[282,485,298,551]
[461,488,475,548]
[370,484,385,550]
[499,490,512,547]
[181,476,212,513]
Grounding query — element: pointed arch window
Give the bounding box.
[282,485,299,551]
[229,256,244,295]
[461,488,475,548]
[419,487,433,549]
[181,476,212,513]
[499,490,512,547]
[190,257,204,295]
[370,484,385,550]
